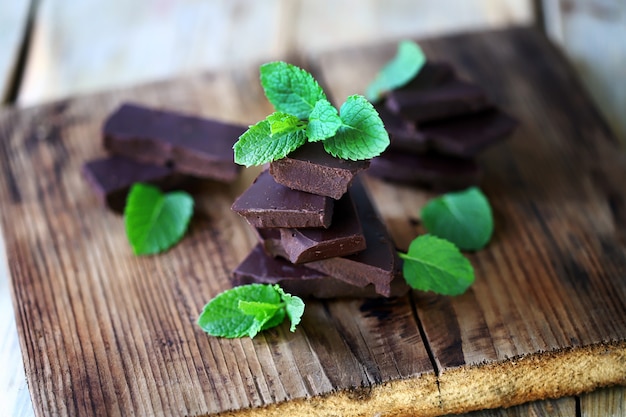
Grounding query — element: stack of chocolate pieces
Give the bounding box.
[231,142,409,299]
[82,102,247,212]
[369,61,518,189]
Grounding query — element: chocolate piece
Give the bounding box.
[232,244,409,299]
[375,104,428,153]
[103,103,246,181]
[82,155,185,212]
[232,170,334,228]
[270,142,369,199]
[419,109,518,157]
[384,108,517,157]
[303,177,402,297]
[254,228,288,259]
[398,61,455,91]
[279,190,366,264]
[386,80,491,123]
[369,150,481,190]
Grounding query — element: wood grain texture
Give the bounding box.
[17,0,533,106]
[580,385,625,416]
[1,27,625,417]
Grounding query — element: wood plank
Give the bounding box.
[17,0,533,106]
[580,385,625,416]
[0,0,31,101]
[1,27,625,417]
[314,26,626,414]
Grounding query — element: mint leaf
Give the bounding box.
[260,62,326,119]
[267,112,305,136]
[307,99,342,142]
[399,235,474,296]
[323,95,390,160]
[365,40,426,102]
[124,183,193,255]
[421,187,494,251]
[233,117,307,166]
[197,284,305,338]
[275,286,305,332]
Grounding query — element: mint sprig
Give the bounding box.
[124,183,194,255]
[399,234,475,296]
[197,284,305,338]
[365,40,426,102]
[233,62,389,166]
[421,187,494,251]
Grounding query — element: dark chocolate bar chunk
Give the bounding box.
[375,104,429,153]
[398,61,455,91]
[386,80,490,123]
[368,150,481,190]
[385,108,517,157]
[279,189,366,264]
[231,244,409,299]
[303,177,402,297]
[82,155,185,212]
[419,109,518,157]
[270,142,369,200]
[232,170,334,228]
[103,103,246,181]
[254,228,288,259]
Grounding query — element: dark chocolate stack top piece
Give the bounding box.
[369,62,518,190]
[231,162,408,298]
[82,102,247,212]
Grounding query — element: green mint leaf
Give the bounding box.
[275,286,305,332]
[267,112,305,136]
[421,187,494,251]
[197,284,283,338]
[123,183,193,255]
[365,40,426,102]
[260,61,326,119]
[399,234,475,296]
[233,117,307,167]
[323,95,389,160]
[197,284,304,338]
[306,99,342,142]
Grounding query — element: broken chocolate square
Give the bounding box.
[278,189,366,264]
[368,150,481,190]
[232,244,409,299]
[82,155,185,212]
[386,80,491,124]
[103,103,246,182]
[232,170,334,228]
[269,142,369,199]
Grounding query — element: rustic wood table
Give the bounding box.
[1,2,625,417]
[2,26,626,417]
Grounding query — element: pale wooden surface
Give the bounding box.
[17,0,534,106]
[1,27,625,417]
[0,0,31,101]
[542,0,626,143]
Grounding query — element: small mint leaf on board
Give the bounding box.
[124,183,193,256]
[275,286,305,332]
[399,234,475,296]
[233,117,307,167]
[267,112,304,136]
[323,95,389,160]
[260,62,326,120]
[306,99,342,142]
[197,284,305,338]
[421,187,494,251]
[365,40,426,102]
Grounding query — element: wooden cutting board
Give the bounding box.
[1,27,625,417]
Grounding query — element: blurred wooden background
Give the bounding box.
[1,1,624,416]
